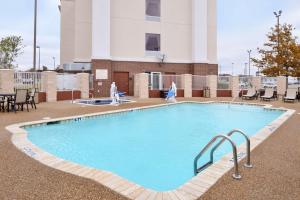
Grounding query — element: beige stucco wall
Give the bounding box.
[60,0,75,65]
[60,0,217,65]
[60,0,92,64]
[207,0,217,64]
[110,0,192,63]
[74,0,92,62]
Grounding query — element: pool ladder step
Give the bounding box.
[194,129,253,180]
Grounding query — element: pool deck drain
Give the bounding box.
[6,101,295,200]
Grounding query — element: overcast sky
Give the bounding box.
[0,0,299,74]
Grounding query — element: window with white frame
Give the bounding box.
[146,0,160,21]
[145,33,160,53]
[147,72,162,90]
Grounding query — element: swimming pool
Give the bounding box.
[25,102,285,192]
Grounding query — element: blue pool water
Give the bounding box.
[26,103,284,191]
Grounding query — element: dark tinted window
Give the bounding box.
[146,0,160,17]
[146,33,160,51]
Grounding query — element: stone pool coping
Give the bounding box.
[6,101,295,200]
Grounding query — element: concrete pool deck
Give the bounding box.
[0,98,299,200]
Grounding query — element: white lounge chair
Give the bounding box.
[283,88,298,102]
[242,88,257,100]
[260,88,275,101]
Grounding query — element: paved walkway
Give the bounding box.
[0,98,299,200]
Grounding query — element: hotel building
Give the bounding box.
[60,0,218,96]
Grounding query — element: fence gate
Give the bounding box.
[14,72,42,91]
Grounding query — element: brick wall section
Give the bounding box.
[57,91,81,101]
[92,59,218,97]
[217,90,232,97]
[192,90,204,97]
[38,92,46,103]
[92,60,112,97]
[192,63,218,75]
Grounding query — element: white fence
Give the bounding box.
[14,72,42,91]
[192,75,207,89]
[217,76,231,90]
[288,77,300,89]
[149,74,183,90]
[56,73,78,91]
[261,77,277,88]
[239,76,252,89]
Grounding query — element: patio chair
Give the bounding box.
[11,89,29,112]
[27,88,37,109]
[260,88,276,101]
[118,91,126,98]
[283,88,298,102]
[242,88,257,100]
[0,96,5,112]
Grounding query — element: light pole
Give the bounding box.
[33,0,38,71]
[231,62,234,76]
[244,63,248,76]
[53,57,56,70]
[247,50,252,76]
[36,46,40,71]
[273,10,282,53]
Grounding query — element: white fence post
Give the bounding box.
[207,75,217,98]
[0,69,14,93]
[42,71,57,102]
[252,76,261,90]
[134,73,149,98]
[181,74,192,98]
[277,76,287,95]
[77,73,89,99]
[231,76,240,98]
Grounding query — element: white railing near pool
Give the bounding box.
[14,72,42,91]
[194,129,252,179]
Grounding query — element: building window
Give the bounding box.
[145,33,160,54]
[146,0,160,21]
[146,72,162,90]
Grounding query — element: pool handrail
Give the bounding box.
[194,134,242,180]
[210,129,253,168]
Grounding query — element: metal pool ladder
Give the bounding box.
[193,129,253,180]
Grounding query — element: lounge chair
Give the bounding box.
[260,88,276,101]
[283,88,298,102]
[242,88,257,100]
[118,91,126,98]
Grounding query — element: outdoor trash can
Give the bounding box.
[204,87,210,98]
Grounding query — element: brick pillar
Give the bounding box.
[277,76,287,95]
[77,73,89,99]
[207,75,217,98]
[41,71,57,102]
[181,74,192,98]
[252,76,261,90]
[134,73,149,99]
[0,69,14,93]
[231,76,240,98]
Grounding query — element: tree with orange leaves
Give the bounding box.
[252,23,300,77]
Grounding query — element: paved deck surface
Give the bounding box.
[0,98,299,200]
